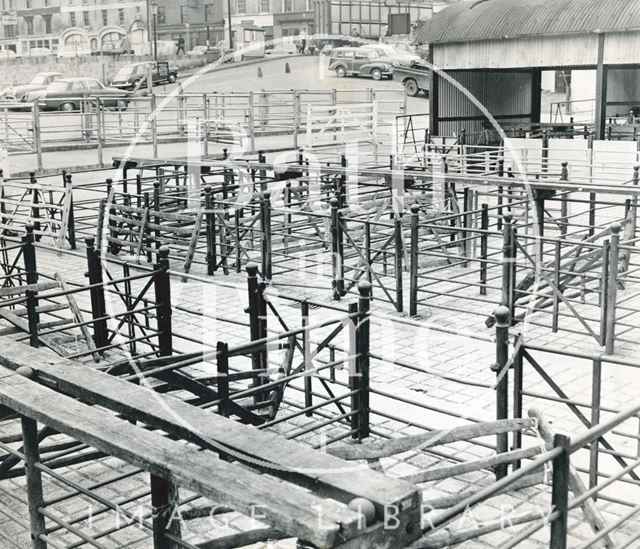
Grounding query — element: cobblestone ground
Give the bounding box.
[0,223,640,547]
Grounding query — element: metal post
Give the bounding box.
[353,281,371,440]
[330,198,344,299]
[302,299,312,417]
[552,240,561,332]
[85,237,108,352]
[605,223,621,354]
[65,174,76,250]
[246,263,267,402]
[600,239,610,346]
[589,358,602,492]
[493,306,510,480]
[550,434,570,549]
[150,245,181,548]
[23,223,39,348]
[501,214,513,313]
[512,335,524,469]
[409,204,419,316]
[32,100,42,171]
[21,415,47,549]
[560,162,568,238]
[480,203,489,296]
[204,186,216,275]
[217,341,229,417]
[260,192,272,281]
[394,214,404,313]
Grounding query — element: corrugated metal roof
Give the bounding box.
[417,0,640,44]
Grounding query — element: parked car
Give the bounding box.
[1,72,62,102]
[328,47,393,80]
[26,78,130,111]
[110,61,178,91]
[392,61,430,97]
[187,45,209,57]
[360,43,421,66]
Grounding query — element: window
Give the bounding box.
[69,12,76,26]
[283,0,293,12]
[43,14,52,33]
[118,8,124,25]
[86,79,103,90]
[236,0,246,14]
[83,11,90,26]
[71,80,86,91]
[5,25,15,38]
[24,16,33,35]
[25,0,31,8]
[157,6,166,23]
[102,10,108,26]
[260,0,269,12]
[180,6,189,23]
[204,4,215,22]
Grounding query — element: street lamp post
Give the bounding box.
[227,0,233,51]
[151,1,158,62]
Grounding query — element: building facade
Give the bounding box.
[0,0,148,56]
[225,0,313,45]
[154,0,224,51]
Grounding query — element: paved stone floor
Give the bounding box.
[0,234,638,548]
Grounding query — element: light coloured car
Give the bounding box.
[361,43,421,66]
[1,72,62,102]
[187,45,209,57]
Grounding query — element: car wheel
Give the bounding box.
[60,102,76,112]
[371,68,382,81]
[168,73,177,83]
[117,99,128,111]
[404,79,419,97]
[336,66,346,78]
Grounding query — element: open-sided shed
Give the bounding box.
[416,0,640,140]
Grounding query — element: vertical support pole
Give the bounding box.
[493,306,510,480]
[605,222,621,354]
[589,358,602,492]
[600,239,610,346]
[352,282,371,440]
[248,91,256,154]
[302,299,312,417]
[29,172,41,240]
[144,192,153,263]
[150,93,158,159]
[64,174,76,250]
[85,237,108,353]
[552,240,561,332]
[204,186,216,275]
[512,335,523,469]
[364,221,372,284]
[409,204,419,317]
[550,434,570,549]
[394,214,404,313]
[501,214,513,313]
[151,245,180,548]
[216,341,229,417]
[32,100,42,171]
[541,130,549,173]
[480,203,489,296]
[21,415,47,549]
[348,301,359,437]
[560,162,569,238]
[23,223,39,348]
[330,197,344,300]
[246,263,267,403]
[594,33,607,141]
[260,192,272,281]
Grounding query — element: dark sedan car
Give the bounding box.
[110,61,178,91]
[26,78,131,111]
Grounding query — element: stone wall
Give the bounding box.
[0,54,208,86]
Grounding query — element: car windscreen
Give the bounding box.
[114,66,139,80]
[46,81,71,92]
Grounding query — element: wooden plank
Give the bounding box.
[401,446,543,484]
[0,340,419,518]
[328,419,537,460]
[198,528,285,549]
[0,371,363,548]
